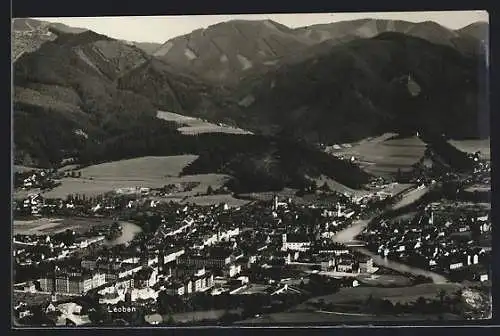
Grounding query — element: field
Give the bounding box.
[157,110,253,135]
[448,139,491,160]
[300,283,463,306]
[13,217,113,235]
[14,165,42,173]
[391,185,429,210]
[326,133,426,177]
[147,309,243,324]
[181,194,251,208]
[78,155,198,179]
[42,156,231,198]
[313,176,370,197]
[236,311,462,324]
[356,274,412,287]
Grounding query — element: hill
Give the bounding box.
[152,19,314,87]
[13,30,223,167]
[122,41,163,55]
[76,117,371,193]
[153,19,487,87]
[231,32,488,144]
[11,18,88,61]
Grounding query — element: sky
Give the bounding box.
[35,11,488,44]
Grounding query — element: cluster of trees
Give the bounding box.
[156,291,308,324]
[312,289,466,317]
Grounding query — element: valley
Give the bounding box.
[11,14,491,328]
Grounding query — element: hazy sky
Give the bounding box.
[36,11,488,43]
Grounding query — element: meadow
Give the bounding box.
[157,110,252,135]
[302,283,463,306]
[42,156,231,198]
[448,139,491,160]
[13,217,113,235]
[236,311,462,324]
[326,133,427,177]
[181,194,251,207]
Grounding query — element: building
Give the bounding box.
[178,250,232,269]
[192,268,214,293]
[165,282,185,296]
[133,267,158,289]
[336,260,358,273]
[223,263,242,278]
[281,234,311,252]
[41,271,106,295]
[358,256,375,273]
[162,247,185,264]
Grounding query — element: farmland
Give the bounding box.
[157,110,253,135]
[299,283,463,306]
[42,156,232,198]
[181,194,251,208]
[78,155,198,179]
[326,133,427,177]
[236,311,462,324]
[13,217,114,236]
[448,139,491,160]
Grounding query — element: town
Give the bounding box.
[12,148,491,326]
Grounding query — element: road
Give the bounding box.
[331,187,449,284]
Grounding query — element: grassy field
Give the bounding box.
[301,283,463,306]
[78,155,198,179]
[391,186,429,210]
[13,217,113,235]
[157,110,252,135]
[326,133,426,177]
[181,194,251,207]
[356,274,412,287]
[14,165,42,173]
[448,139,491,160]
[41,156,231,199]
[236,311,462,324]
[313,176,370,197]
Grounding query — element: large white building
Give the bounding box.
[281,234,311,252]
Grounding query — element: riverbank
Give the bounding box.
[103,222,143,246]
[330,186,449,284]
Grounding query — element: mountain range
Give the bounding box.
[11,17,489,190]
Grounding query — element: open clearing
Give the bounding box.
[236,311,461,324]
[78,155,198,179]
[326,133,426,177]
[157,110,253,135]
[42,156,231,198]
[448,139,491,160]
[301,283,463,306]
[13,217,113,235]
[391,185,429,210]
[356,274,412,287]
[14,165,42,173]
[181,194,251,207]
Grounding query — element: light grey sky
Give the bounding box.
[36,11,488,43]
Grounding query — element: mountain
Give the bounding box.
[13,30,211,167]
[122,41,163,55]
[231,32,488,144]
[11,18,88,61]
[457,21,489,42]
[153,19,488,87]
[152,19,315,86]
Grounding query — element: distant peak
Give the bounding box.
[53,29,113,46]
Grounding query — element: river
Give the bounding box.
[331,188,449,284]
[103,222,143,246]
